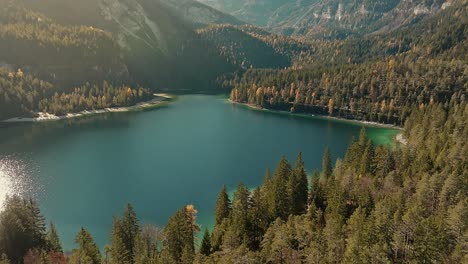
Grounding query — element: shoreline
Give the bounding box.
[229,100,402,130]
[2,93,173,123]
[229,100,406,146]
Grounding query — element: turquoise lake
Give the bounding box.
[0,95,398,251]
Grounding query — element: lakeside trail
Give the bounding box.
[2,94,173,123]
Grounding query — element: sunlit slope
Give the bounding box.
[198,0,457,39]
[11,0,243,90]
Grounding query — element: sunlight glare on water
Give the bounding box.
[0,157,35,211]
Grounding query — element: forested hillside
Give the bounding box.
[0,2,128,87]
[197,25,290,69]
[0,68,152,120]
[228,2,467,126]
[0,0,245,119]
[13,0,245,90]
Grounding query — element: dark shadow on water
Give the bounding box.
[0,111,159,153]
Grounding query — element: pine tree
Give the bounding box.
[110,218,131,264]
[247,187,269,251]
[272,156,292,220]
[343,207,371,263]
[358,127,367,147]
[199,229,212,256]
[134,233,151,264]
[70,228,101,264]
[322,147,332,179]
[344,137,360,167]
[310,170,325,211]
[214,185,231,225]
[289,152,309,215]
[231,183,250,245]
[110,204,140,264]
[260,168,274,221]
[180,245,194,264]
[359,140,375,175]
[163,206,196,262]
[121,204,140,262]
[46,222,62,253]
[210,219,228,252]
[158,249,176,264]
[0,196,47,263]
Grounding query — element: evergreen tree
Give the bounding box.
[247,188,269,251]
[110,204,140,264]
[199,229,212,256]
[271,156,293,220]
[70,228,101,264]
[46,222,62,253]
[134,233,152,264]
[359,139,375,175]
[214,185,231,225]
[231,183,250,246]
[343,207,371,263]
[180,245,194,264]
[260,168,274,222]
[358,127,367,147]
[310,170,326,212]
[0,196,47,263]
[110,218,131,264]
[289,152,309,215]
[322,147,332,179]
[158,249,176,264]
[121,204,140,262]
[163,206,196,262]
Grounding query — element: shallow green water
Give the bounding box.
[0,95,398,251]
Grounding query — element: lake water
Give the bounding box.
[0,95,398,251]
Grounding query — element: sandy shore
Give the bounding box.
[2,94,173,123]
[229,100,402,130]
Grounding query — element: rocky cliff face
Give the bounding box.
[197,0,454,39]
[21,0,241,55]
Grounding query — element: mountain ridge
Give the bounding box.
[197,0,457,39]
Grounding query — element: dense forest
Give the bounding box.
[229,57,466,125]
[1,95,466,263]
[227,2,467,126]
[0,1,128,87]
[0,68,152,120]
[0,2,159,120]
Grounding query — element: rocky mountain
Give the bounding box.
[197,0,457,39]
[5,0,245,90]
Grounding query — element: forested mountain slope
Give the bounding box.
[9,0,247,90]
[198,0,457,39]
[0,0,250,119]
[0,2,129,88]
[227,1,467,126]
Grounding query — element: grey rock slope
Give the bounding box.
[197,0,455,39]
